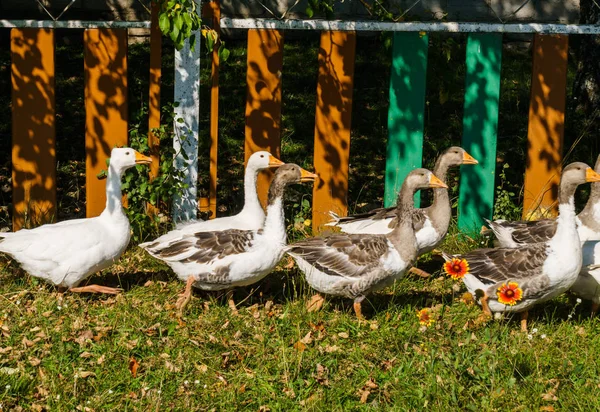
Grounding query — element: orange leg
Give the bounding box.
[226,289,238,315]
[353,296,366,320]
[408,267,431,278]
[176,276,195,315]
[306,293,325,312]
[479,291,492,317]
[520,311,529,332]
[69,284,122,294]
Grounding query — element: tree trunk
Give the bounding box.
[573,0,600,113]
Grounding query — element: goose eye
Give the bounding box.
[125,151,130,155]
[260,154,264,158]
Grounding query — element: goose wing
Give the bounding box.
[288,234,390,278]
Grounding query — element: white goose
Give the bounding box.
[570,241,600,315]
[287,169,447,319]
[0,148,152,293]
[138,151,283,251]
[442,163,600,331]
[140,164,317,313]
[485,154,600,247]
[326,147,478,255]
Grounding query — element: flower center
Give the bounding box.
[452,264,461,272]
[505,289,514,298]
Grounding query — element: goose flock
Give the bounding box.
[2,146,600,331]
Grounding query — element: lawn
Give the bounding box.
[1,30,600,410]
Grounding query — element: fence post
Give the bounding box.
[244,28,284,208]
[147,0,162,216]
[173,15,201,222]
[207,0,220,219]
[11,28,56,230]
[84,28,128,218]
[384,32,429,208]
[312,31,356,233]
[457,33,503,233]
[522,34,568,219]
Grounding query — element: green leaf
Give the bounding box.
[305,5,314,18]
[158,13,170,34]
[174,12,183,31]
[219,46,230,62]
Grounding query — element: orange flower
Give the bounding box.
[443,258,469,280]
[496,282,523,306]
[416,308,434,327]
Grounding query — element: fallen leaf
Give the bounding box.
[359,389,370,404]
[338,332,349,339]
[238,384,246,393]
[293,341,307,352]
[540,406,555,411]
[29,357,41,366]
[75,330,94,347]
[79,352,93,359]
[97,354,106,365]
[76,371,95,378]
[129,357,140,378]
[300,332,313,345]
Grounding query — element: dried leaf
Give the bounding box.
[300,332,313,345]
[338,332,349,339]
[359,389,370,404]
[79,351,93,358]
[76,371,95,378]
[129,357,140,378]
[293,341,307,353]
[75,330,94,347]
[97,354,106,365]
[540,406,555,411]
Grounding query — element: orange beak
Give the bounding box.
[586,167,600,183]
[135,151,153,165]
[269,155,284,168]
[462,151,479,165]
[300,168,318,182]
[429,174,448,189]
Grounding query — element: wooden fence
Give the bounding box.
[2,4,598,233]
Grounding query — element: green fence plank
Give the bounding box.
[457,33,503,233]
[384,32,429,207]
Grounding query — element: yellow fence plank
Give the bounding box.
[312,31,356,233]
[244,28,284,208]
[11,28,56,230]
[84,29,129,217]
[522,34,569,219]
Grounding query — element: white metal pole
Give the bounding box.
[173,30,201,222]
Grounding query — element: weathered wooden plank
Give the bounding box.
[84,29,128,218]
[147,2,162,215]
[173,19,201,222]
[384,31,429,208]
[11,28,56,230]
[312,31,356,233]
[244,28,284,208]
[522,34,568,219]
[457,33,503,232]
[208,0,220,219]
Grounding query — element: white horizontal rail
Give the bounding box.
[0,20,151,29]
[221,18,600,34]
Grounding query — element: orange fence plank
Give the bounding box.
[147,2,162,215]
[208,0,220,219]
[312,31,356,233]
[11,28,56,230]
[522,34,569,219]
[84,29,128,217]
[244,28,284,208]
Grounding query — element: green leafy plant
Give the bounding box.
[121,102,189,243]
[493,163,522,220]
[156,0,202,50]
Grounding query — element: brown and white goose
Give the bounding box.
[326,147,478,256]
[287,169,448,319]
[486,154,600,247]
[442,162,600,331]
[141,164,317,313]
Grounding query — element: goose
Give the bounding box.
[287,169,448,319]
[140,164,317,313]
[0,148,152,294]
[570,241,600,315]
[326,147,477,244]
[138,151,283,250]
[441,162,600,331]
[485,154,600,247]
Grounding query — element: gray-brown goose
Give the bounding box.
[486,154,600,247]
[442,162,600,331]
[287,169,447,319]
[326,147,477,254]
[141,164,317,313]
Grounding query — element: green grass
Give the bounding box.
[2,235,600,410]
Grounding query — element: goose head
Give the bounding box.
[404,168,448,193]
[441,146,478,167]
[267,164,317,204]
[109,147,152,174]
[247,151,284,172]
[558,162,600,203]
